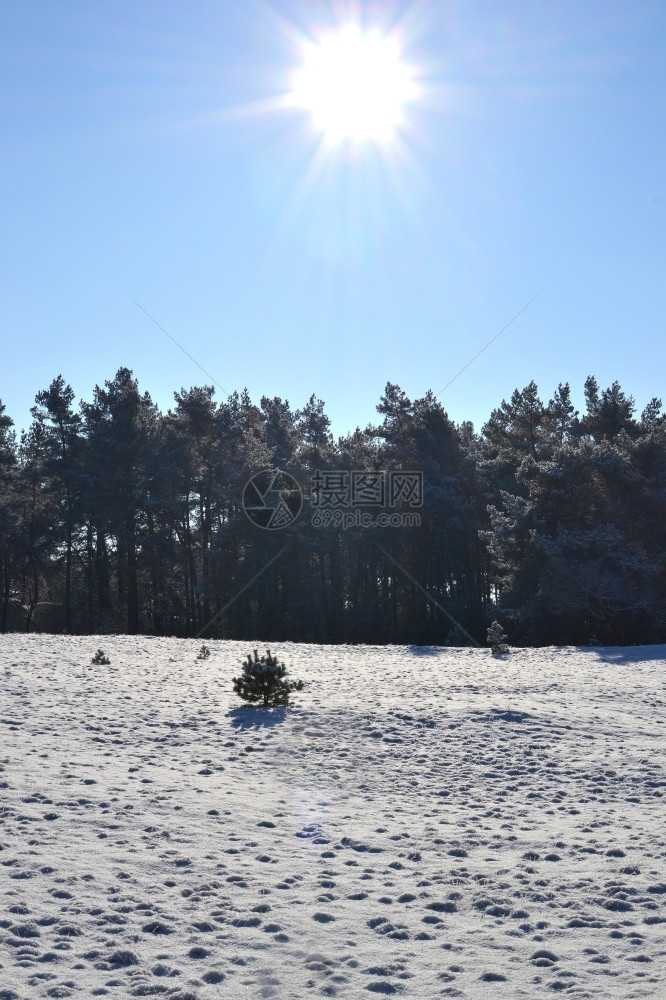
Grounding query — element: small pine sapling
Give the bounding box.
[445,623,474,647]
[197,644,211,660]
[91,648,110,665]
[487,621,509,655]
[233,649,304,706]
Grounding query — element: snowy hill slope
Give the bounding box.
[1,636,665,998]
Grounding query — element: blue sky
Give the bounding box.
[1,0,664,440]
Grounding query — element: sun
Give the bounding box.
[291,25,417,145]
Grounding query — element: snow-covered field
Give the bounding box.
[1,636,665,999]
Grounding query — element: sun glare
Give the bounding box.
[292,25,417,144]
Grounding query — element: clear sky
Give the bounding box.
[1,0,665,440]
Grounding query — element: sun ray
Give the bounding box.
[186,9,427,273]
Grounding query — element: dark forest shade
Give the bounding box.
[0,371,664,646]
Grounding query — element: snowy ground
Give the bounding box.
[1,636,665,999]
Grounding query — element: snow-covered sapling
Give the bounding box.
[487,621,509,655]
[197,644,211,660]
[233,649,304,706]
[91,648,110,665]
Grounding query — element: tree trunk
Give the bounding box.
[126,513,139,634]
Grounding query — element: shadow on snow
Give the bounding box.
[227,705,290,729]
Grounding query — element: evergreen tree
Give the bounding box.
[31,376,83,632]
[482,381,548,465]
[80,368,157,633]
[296,394,333,467]
[15,420,55,630]
[545,382,578,445]
[581,378,638,441]
[233,649,304,706]
[0,400,18,632]
[260,396,299,466]
[487,620,509,654]
[640,397,663,428]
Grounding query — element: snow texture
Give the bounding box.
[1,635,665,998]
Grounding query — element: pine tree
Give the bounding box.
[233,649,304,706]
[0,399,18,633]
[296,394,333,466]
[80,368,157,634]
[32,376,83,632]
[487,620,509,655]
[445,623,474,647]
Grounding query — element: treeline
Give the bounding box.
[1,367,665,646]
